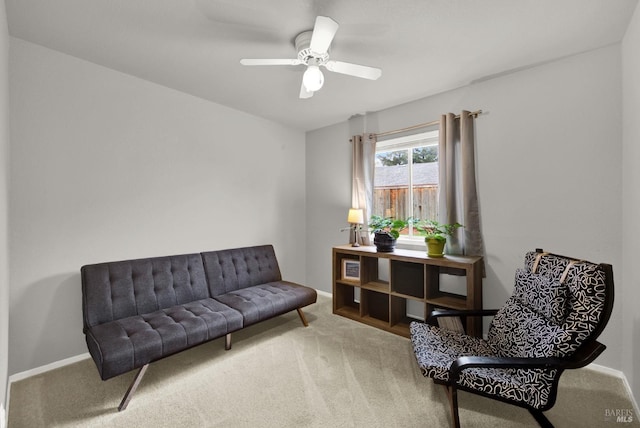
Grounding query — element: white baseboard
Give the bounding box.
[588,362,625,378]
[5,353,91,424]
[316,289,332,298]
[8,353,90,384]
[1,402,6,428]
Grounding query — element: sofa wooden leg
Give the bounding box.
[118,364,149,411]
[296,308,309,327]
[225,333,232,350]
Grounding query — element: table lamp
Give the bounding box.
[347,208,364,247]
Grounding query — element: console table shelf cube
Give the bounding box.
[332,245,484,338]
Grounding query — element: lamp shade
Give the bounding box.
[347,208,364,224]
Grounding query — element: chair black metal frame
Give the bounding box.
[415,249,615,428]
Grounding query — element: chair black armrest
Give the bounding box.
[562,340,606,369]
[449,340,606,383]
[428,308,498,321]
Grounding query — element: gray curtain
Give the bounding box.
[438,111,484,257]
[351,133,376,246]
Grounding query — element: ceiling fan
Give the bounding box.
[240,16,382,99]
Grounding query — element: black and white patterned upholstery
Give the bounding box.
[410,250,612,420]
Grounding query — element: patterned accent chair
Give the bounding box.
[410,249,614,428]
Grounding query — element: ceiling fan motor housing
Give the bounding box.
[295,31,328,65]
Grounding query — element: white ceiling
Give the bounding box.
[5,0,639,131]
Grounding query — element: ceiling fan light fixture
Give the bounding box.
[303,65,324,92]
[240,15,382,99]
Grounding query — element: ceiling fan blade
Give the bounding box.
[299,81,314,99]
[240,59,301,66]
[325,60,382,80]
[309,16,339,54]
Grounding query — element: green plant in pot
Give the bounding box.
[369,215,409,252]
[417,220,463,257]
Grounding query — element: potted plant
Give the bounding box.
[416,220,463,257]
[369,215,409,252]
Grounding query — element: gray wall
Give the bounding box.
[0,0,9,415]
[622,3,640,407]
[8,38,306,375]
[306,45,624,371]
[305,121,351,293]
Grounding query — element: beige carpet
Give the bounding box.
[8,295,639,427]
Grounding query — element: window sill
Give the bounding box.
[396,236,426,251]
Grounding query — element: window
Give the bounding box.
[373,130,439,239]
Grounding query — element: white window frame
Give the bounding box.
[375,130,439,244]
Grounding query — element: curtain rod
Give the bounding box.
[372,109,483,139]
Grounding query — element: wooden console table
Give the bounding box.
[332,245,484,337]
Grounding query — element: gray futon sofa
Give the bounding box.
[81,244,316,410]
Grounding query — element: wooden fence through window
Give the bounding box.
[373,186,438,222]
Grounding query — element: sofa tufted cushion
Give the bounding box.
[82,253,210,329]
[202,246,317,326]
[85,298,243,380]
[214,281,318,326]
[201,245,283,297]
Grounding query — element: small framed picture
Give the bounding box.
[342,259,360,281]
